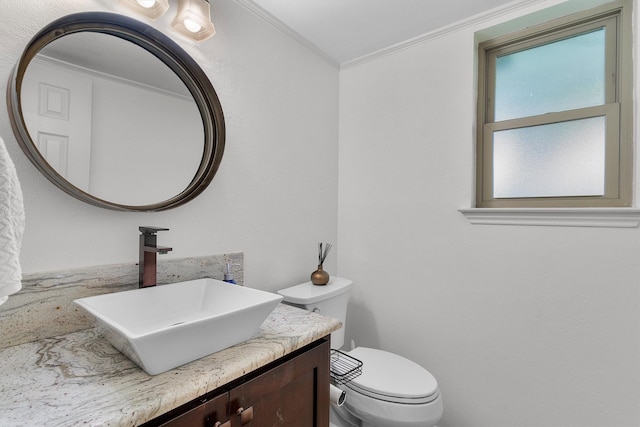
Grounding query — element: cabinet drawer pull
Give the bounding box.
[236,406,254,425]
[206,415,230,427]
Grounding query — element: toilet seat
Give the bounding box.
[344,347,439,404]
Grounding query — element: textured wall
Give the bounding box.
[0,0,339,293]
[338,0,640,426]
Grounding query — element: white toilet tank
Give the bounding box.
[278,277,353,349]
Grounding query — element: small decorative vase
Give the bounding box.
[310,264,330,286]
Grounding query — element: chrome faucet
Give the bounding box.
[139,226,172,288]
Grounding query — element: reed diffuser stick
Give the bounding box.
[318,242,332,265]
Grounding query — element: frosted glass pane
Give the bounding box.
[495,29,605,121]
[493,117,605,198]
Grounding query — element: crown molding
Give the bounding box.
[232,0,601,70]
[341,0,541,69]
[232,0,339,68]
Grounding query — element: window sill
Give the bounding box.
[458,208,640,228]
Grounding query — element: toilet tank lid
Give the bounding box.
[278,277,353,304]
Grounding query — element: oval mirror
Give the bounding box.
[7,12,225,211]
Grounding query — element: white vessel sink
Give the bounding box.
[74,278,283,375]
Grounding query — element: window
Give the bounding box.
[476,1,632,208]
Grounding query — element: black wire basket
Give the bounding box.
[330,349,363,385]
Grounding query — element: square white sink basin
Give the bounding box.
[74,278,283,375]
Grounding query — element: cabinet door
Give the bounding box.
[229,339,330,427]
[159,392,229,427]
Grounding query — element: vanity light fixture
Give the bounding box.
[119,0,216,42]
[118,0,170,20]
[172,0,216,42]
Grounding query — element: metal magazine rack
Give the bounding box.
[330,349,363,385]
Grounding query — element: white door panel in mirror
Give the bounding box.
[23,32,204,206]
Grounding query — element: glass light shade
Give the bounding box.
[118,0,169,20]
[172,0,216,42]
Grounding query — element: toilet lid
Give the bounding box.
[344,347,439,404]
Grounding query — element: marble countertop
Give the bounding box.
[0,303,341,427]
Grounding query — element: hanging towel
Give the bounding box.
[0,135,25,306]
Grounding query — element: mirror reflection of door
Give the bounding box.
[22,32,204,206]
[21,57,93,192]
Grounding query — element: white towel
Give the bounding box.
[0,135,25,306]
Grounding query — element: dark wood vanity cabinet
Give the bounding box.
[158,393,228,427]
[147,337,330,427]
[229,337,330,426]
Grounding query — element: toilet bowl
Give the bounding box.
[278,278,443,427]
[333,347,442,427]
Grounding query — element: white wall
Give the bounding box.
[338,1,640,426]
[0,0,339,292]
[89,71,203,205]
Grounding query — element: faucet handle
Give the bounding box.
[139,226,169,234]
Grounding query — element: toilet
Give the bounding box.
[278,277,443,427]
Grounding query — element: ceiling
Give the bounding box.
[240,0,524,65]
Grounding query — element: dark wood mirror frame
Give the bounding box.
[7,12,225,211]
